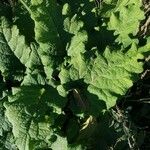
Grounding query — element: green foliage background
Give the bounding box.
[0,0,150,149]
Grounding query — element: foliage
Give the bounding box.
[0,0,149,149]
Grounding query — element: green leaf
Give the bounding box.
[0,17,25,78]
[0,102,11,136]
[138,37,150,54]
[59,15,88,84]
[0,17,43,80]
[103,0,144,47]
[62,0,97,28]
[60,43,144,110]
[14,3,35,43]
[0,100,17,150]
[84,44,144,108]
[4,85,67,150]
[3,133,18,150]
[20,0,66,79]
[51,135,68,150]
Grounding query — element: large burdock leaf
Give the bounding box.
[60,42,145,110]
[0,17,24,78]
[20,0,66,79]
[4,85,67,150]
[84,44,144,108]
[0,17,43,80]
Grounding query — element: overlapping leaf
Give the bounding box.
[4,85,67,150]
[0,17,24,78]
[0,102,17,150]
[59,12,88,84]
[0,0,149,150]
[84,45,144,108]
[20,0,66,79]
[0,17,44,81]
[102,0,144,47]
[58,3,145,112]
[60,43,144,110]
